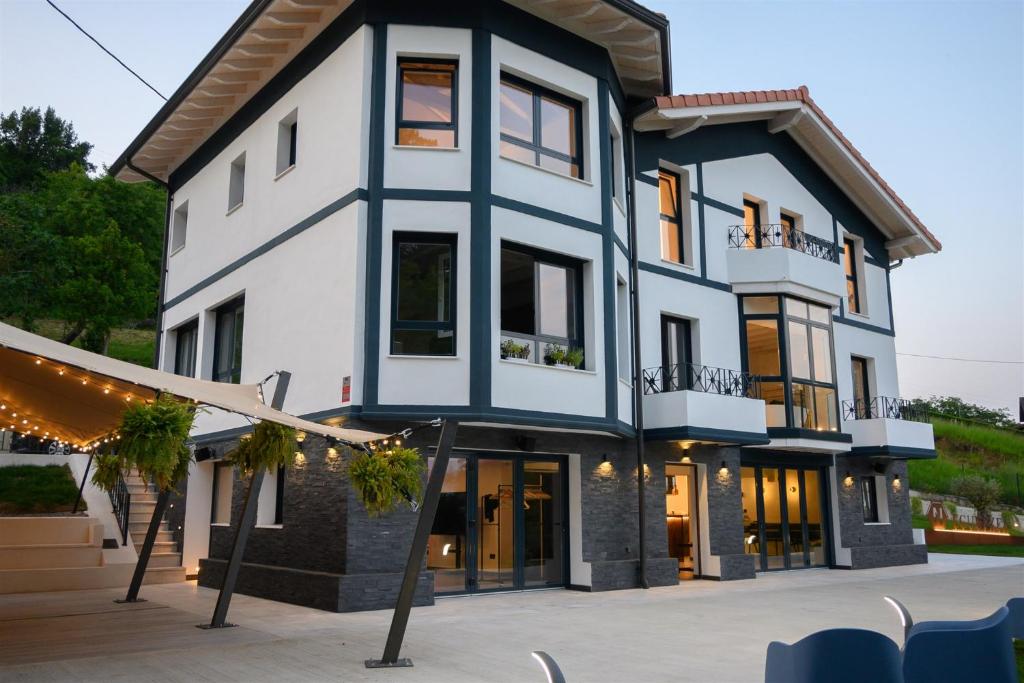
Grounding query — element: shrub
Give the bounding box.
[911,496,923,516]
[951,475,1002,529]
[115,396,196,491]
[348,446,425,516]
[0,464,82,514]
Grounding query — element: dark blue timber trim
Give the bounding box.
[359,404,626,434]
[767,427,854,444]
[491,195,603,235]
[695,162,708,277]
[644,426,770,446]
[641,171,744,219]
[613,233,630,257]
[739,449,836,467]
[163,188,367,309]
[832,314,895,337]
[849,445,936,460]
[598,79,617,424]
[700,195,744,218]
[885,265,897,334]
[470,29,492,410]
[382,188,472,202]
[361,23,388,409]
[638,261,733,292]
[833,216,845,317]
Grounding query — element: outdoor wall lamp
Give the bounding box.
[718,461,729,476]
[843,471,854,487]
[892,474,902,491]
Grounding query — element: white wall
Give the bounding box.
[181,459,212,575]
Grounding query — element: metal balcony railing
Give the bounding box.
[841,396,928,423]
[643,362,760,398]
[728,224,841,264]
[109,475,131,546]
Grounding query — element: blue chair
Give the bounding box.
[531,651,566,683]
[1006,597,1024,640]
[765,628,902,683]
[903,606,1016,683]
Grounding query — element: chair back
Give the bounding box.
[1006,598,1024,640]
[903,606,1016,683]
[765,628,901,683]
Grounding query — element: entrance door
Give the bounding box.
[427,454,566,594]
[741,464,829,571]
[665,463,700,578]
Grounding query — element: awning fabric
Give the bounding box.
[0,322,384,447]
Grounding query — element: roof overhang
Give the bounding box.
[635,93,941,260]
[112,0,670,185]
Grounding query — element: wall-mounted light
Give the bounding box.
[843,471,855,488]
[892,473,902,491]
[442,543,451,556]
[718,461,729,476]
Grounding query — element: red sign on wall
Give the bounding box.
[341,376,351,404]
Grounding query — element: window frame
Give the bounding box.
[844,238,862,314]
[860,476,879,523]
[276,109,298,176]
[212,296,245,384]
[659,168,685,264]
[396,58,459,148]
[498,72,584,180]
[851,355,871,419]
[173,319,198,378]
[211,462,233,525]
[228,151,246,212]
[742,199,762,248]
[390,231,458,357]
[170,201,188,255]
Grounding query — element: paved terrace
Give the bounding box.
[2,554,1021,682]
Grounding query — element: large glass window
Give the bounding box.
[741,199,762,248]
[500,244,582,366]
[499,74,583,179]
[861,477,879,523]
[851,356,871,418]
[741,295,838,431]
[391,232,456,356]
[397,60,457,147]
[173,320,198,378]
[660,315,692,392]
[844,238,861,313]
[659,169,684,263]
[213,297,244,384]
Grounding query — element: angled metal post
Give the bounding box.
[200,371,290,629]
[117,487,170,603]
[367,420,458,668]
[72,454,93,514]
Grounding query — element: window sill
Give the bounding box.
[393,144,461,152]
[226,202,243,216]
[386,354,461,360]
[274,165,296,181]
[169,245,185,258]
[847,310,871,321]
[613,196,626,216]
[618,377,633,389]
[659,258,696,272]
[499,154,593,187]
[255,524,284,530]
[498,358,596,375]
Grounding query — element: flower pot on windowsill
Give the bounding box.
[555,362,576,370]
[502,355,530,364]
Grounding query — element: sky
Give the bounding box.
[1,0,1022,415]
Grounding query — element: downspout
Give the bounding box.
[126,159,170,370]
[624,118,649,589]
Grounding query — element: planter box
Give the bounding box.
[925,528,1024,546]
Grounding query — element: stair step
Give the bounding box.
[152,541,178,552]
[147,552,182,569]
[142,566,186,585]
[129,523,169,537]
[131,530,174,545]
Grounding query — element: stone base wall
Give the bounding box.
[717,553,757,580]
[590,557,678,591]
[849,544,927,569]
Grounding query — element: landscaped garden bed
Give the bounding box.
[0,465,84,514]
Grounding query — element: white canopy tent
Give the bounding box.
[0,322,384,447]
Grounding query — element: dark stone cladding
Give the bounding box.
[833,457,926,569]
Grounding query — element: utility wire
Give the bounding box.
[44,0,167,101]
[896,352,1024,365]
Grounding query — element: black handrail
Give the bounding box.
[109,476,131,546]
[841,396,928,422]
[728,224,840,264]
[643,362,760,398]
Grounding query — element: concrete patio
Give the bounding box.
[1,553,1021,682]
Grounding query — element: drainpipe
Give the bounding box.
[126,159,171,370]
[624,118,649,589]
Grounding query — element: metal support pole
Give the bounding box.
[72,454,93,514]
[117,487,170,603]
[199,370,290,629]
[366,420,459,668]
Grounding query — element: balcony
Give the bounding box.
[725,225,845,303]
[642,363,767,444]
[841,396,936,458]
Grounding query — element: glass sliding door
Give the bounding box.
[477,459,515,591]
[427,456,468,594]
[523,461,564,587]
[743,463,830,572]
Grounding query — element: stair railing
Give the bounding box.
[109,475,131,546]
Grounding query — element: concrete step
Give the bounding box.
[147,552,182,569]
[142,566,186,585]
[128,512,158,525]
[0,564,136,594]
[0,545,103,570]
[130,491,158,503]
[0,517,103,546]
[152,541,178,553]
[130,529,174,545]
[129,522,169,537]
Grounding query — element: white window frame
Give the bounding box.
[228,151,246,213]
[170,201,188,256]
[276,109,298,177]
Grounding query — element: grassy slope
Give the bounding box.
[0,464,84,514]
[7,319,154,368]
[909,419,1024,506]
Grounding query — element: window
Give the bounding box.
[500,244,583,365]
[173,320,198,378]
[860,476,879,523]
[851,356,871,419]
[257,465,285,526]
[211,462,233,525]
[213,297,244,383]
[228,152,245,211]
[616,277,630,381]
[741,295,838,431]
[391,233,456,356]
[170,201,188,254]
[276,109,297,175]
[659,169,684,263]
[780,211,798,245]
[660,315,692,391]
[610,126,623,202]
[741,199,762,248]
[844,238,861,313]
[397,59,457,148]
[499,73,583,179]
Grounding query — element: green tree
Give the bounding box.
[951,475,1002,529]
[0,107,93,190]
[911,395,1015,428]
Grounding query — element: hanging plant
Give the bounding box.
[91,453,127,493]
[225,420,297,473]
[349,446,425,516]
[117,396,196,491]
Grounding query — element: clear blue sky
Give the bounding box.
[1,0,1021,414]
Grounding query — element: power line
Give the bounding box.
[896,352,1024,365]
[43,0,167,101]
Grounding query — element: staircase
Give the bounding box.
[124,472,186,584]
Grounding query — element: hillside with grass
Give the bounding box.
[6,319,155,368]
[909,419,1024,507]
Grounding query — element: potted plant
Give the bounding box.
[543,343,566,367]
[565,347,584,370]
[225,420,297,474]
[100,395,197,492]
[500,338,530,362]
[349,445,425,516]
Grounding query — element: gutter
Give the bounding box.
[126,159,171,370]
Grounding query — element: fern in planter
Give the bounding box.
[349,446,425,516]
[91,453,127,493]
[117,396,197,491]
[226,421,297,473]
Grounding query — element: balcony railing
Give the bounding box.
[728,224,840,264]
[643,362,760,398]
[842,396,928,423]
[108,475,131,546]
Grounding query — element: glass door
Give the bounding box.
[476,458,515,591]
[742,464,830,572]
[523,461,564,587]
